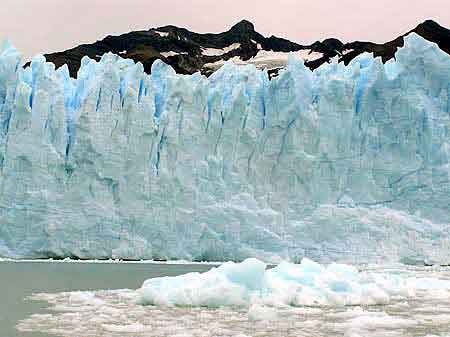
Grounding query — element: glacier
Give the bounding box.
[0,33,450,263]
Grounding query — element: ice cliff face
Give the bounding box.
[1,34,450,263]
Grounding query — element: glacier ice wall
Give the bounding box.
[0,34,450,263]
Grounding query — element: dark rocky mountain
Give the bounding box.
[37,19,450,78]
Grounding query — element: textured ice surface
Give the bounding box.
[1,34,450,262]
[138,258,450,308]
[17,263,450,337]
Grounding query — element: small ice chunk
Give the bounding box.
[248,304,278,321]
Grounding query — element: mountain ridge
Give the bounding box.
[36,19,450,78]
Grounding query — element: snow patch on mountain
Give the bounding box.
[204,49,323,71]
[154,31,169,37]
[201,43,242,56]
[160,51,188,57]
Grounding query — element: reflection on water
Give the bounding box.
[15,265,450,337]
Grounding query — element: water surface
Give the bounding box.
[0,261,213,337]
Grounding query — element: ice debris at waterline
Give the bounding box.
[16,262,450,337]
[1,33,450,263]
[138,258,450,308]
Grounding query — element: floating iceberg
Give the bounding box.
[16,261,450,336]
[0,34,450,262]
[138,257,450,308]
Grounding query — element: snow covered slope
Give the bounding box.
[1,34,450,263]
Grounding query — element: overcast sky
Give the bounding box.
[1,0,449,59]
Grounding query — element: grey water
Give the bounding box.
[0,261,213,337]
[4,261,450,337]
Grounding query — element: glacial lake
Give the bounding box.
[0,260,214,337]
[2,260,450,337]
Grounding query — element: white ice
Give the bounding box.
[138,258,450,308]
[0,34,450,263]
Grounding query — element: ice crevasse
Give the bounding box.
[0,33,450,263]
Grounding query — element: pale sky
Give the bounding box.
[1,0,449,59]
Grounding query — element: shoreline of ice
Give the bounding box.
[2,257,450,273]
[0,257,224,265]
